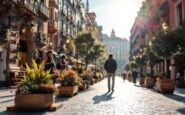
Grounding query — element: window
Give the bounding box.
[176,1,183,27]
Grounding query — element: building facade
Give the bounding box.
[58,0,86,56]
[0,0,50,86]
[102,30,130,71]
[130,0,185,78]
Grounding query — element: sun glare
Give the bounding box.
[94,0,144,38]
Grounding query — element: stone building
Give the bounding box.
[102,29,130,71]
[0,0,50,87]
[130,0,185,79]
[58,0,86,56]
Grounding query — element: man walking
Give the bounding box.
[104,54,117,92]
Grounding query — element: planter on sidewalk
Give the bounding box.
[144,77,155,88]
[90,79,95,85]
[15,94,53,111]
[58,85,78,97]
[79,82,87,91]
[156,78,175,94]
[139,77,145,86]
[84,80,90,89]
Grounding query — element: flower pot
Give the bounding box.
[144,77,155,88]
[14,94,53,111]
[84,80,90,89]
[79,82,86,91]
[156,79,175,94]
[90,79,95,85]
[139,77,145,86]
[176,81,185,88]
[57,85,78,97]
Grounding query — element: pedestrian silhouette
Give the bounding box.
[104,54,117,92]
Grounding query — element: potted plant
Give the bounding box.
[14,60,57,111]
[78,79,87,91]
[56,70,80,97]
[80,71,93,87]
[156,74,175,94]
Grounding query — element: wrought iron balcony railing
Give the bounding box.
[38,2,49,20]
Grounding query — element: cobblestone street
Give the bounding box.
[1,77,185,115]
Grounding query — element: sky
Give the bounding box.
[83,0,144,39]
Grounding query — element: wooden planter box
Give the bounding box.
[58,85,78,97]
[84,80,90,89]
[176,81,185,88]
[139,77,145,86]
[90,79,95,85]
[79,82,87,91]
[14,94,53,111]
[144,77,155,88]
[156,79,175,94]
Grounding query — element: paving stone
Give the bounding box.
[0,77,185,115]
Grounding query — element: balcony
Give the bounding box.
[38,2,49,21]
[159,1,169,17]
[17,0,37,16]
[49,0,59,8]
[35,32,48,47]
[48,20,58,33]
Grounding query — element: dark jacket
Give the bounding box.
[132,71,138,78]
[104,58,117,73]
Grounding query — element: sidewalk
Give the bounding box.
[0,77,185,115]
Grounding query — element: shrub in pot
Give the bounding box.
[15,60,57,111]
[56,69,80,97]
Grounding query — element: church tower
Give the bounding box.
[86,0,89,13]
[110,29,116,38]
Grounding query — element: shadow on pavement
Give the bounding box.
[0,111,43,115]
[0,95,15,99]
[175,88,185,95]
[93,92,114,104]
[177,108,185,114]
[163,94,185,104]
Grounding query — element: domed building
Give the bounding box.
[102,29,130,71]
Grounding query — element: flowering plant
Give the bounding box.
[56,69,81,86]
[16,60,57,94]
[80,71,93,81]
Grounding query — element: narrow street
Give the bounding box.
[0,77,185,115]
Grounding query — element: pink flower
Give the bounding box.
[56,77,62,82]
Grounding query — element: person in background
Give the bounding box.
[104,54,117,92]
[122,72,127,82]
[44,51,55,73]
[56,54,68,71]
[132,69,138,85]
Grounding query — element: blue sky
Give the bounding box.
[83,0,144,39]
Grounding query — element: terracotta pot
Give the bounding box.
[15,94,53,111]
[90,79,95,85]
[139,77,145,86]
[156,79,175,94]
[79,82,86,91]
[58,85,78,97]
[144,77,155,88]
[84,80,90,89]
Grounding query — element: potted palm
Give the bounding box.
[56,70,80,97]
[14,60,57,111]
